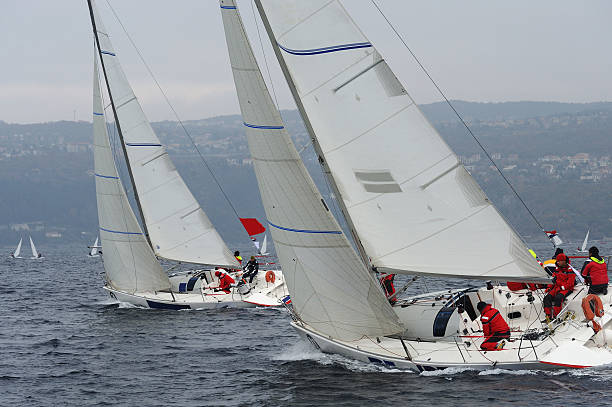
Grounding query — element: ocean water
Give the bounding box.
[1,243,611,407]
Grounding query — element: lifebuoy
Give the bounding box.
[265,270,276,284]
[582,294,604,333]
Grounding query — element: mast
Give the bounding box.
[86,0,151,247]
[254,0,372,270]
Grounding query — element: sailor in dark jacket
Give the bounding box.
[243,256,259,283]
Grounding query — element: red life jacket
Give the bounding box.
[582,257,609,286]
[480,304,509,336]
[547,266,575,296]
[218,274,235,293]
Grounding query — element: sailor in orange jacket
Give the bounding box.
[215,269,235,294]
[477,301,510,351]
[543,253,575,320]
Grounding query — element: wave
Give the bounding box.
[272,341,405,373]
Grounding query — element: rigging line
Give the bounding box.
[370,1,549,239]
[104,0,241,221]
[250,0,280,111]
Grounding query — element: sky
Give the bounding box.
[1,0,611,124]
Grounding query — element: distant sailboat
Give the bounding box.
[578,230,590,253]
[259,234,269,256]
[239,218,270,255]
[11,238,23,259]
[88,236,101,257]
[29,236,43,259]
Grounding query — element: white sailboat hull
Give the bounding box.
[292,283,612,371]
[104,268,289,309]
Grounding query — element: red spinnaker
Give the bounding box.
[240,218,266,236]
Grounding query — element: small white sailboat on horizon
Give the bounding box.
[28,236,43,259]
[231,0,612,370]
[87,0,287,309]
[10,238,23,259]
[88,236,101,258]
[578,229,590,253]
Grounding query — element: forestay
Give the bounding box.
[91,0,238,267]
[93,55,170,293]
[256,0,548,282]
[219,0,402,340]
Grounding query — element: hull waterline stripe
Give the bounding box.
[125,143,162,147]
[268,221,341,235]
[93,112,104,116]
[539,361,590,369]
[100,50,116,56]
[244,122,284,130]
[146,300,190,310]
[277,42,372,56]
[95,173,119,179]
[100,227,142,235]
[220,5,236,9]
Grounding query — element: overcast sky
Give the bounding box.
[1,0,611,124]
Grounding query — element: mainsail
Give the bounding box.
[90,0,238,268]
[219,0,402,340]
[255,0,548,282]
[93,54,170,293]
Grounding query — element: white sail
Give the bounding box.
[93,53,170,293]
[13,238,22,258]
[220,0,402,340]
[255,0,548,282]
[29,236,39,258]
[90,236,100,256]
[580,230,590,252]
[90,1,238,268]
[260,234,268,255]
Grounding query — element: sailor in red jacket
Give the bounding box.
[477,302,510,351]
[380,273,396,305]
[543,253,576,320]
[214,269,235,294]
[581,246,609,295]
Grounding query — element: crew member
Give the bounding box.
[542,248,569,276]
[215,269,235,294]
[234,251,242,266]
[380,273,396,305]
[581,246,608,295]
[477,301,510,351]
[243,256,259,284]
[543,253,576,320]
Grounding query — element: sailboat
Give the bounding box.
[88,236,101,257]
[87,0,287,309]
[224,0,612,369]
[258,234,269,256]
[578,230,590,253]
[10,238,23,259]
[239,217,270,256]
[29,236,43,259]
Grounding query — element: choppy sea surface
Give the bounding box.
[2,243,612,406]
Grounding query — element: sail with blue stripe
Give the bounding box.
[219,0,402,340]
